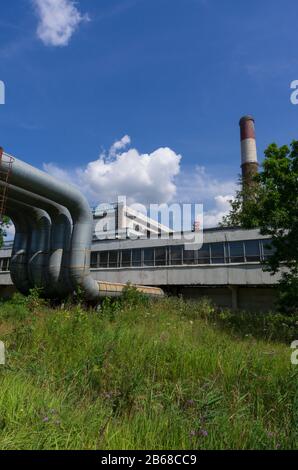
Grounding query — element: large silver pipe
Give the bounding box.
[1,154,99,300]
[6,198,51,291]
[5,205,30,294]
[2,182,73,296]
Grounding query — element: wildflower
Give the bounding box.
[199,429,208,437]
[189,430,197,437]
[186,399,195,407]
[42,416,49,423]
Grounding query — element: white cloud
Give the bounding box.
[204,194,234,228]
[45,137,181,205]
[33,0,89,47]
[109,135,131,157]
[42,162,74,182]
[44,137,237,227]
[175,166,237,227]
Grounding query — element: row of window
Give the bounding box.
[91,239,274,269]
[0,239,274,272]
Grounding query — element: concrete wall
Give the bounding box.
[90,263,281,287]
[177,286,277,311]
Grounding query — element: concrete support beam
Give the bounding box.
[229,285,238,310]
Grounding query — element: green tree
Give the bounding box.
[223,141,298,314]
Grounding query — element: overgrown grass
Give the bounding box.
[0,289,297,450]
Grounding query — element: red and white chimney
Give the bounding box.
[239,115,258,188]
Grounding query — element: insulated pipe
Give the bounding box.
[26,207,51,290]
[1,155,99,300]
[2,182,73,296]
[7,198,51,291]
[4,203,31,295]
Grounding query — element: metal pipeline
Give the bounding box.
[1,155,99,299]
[4,203,31,295]
[2,182,73,296]
[1,152,164,301]
[7,199,51,291]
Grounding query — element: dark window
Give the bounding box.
[183,249,196,265]
[109,251,118,268]
[3,259,9,271]
[121,250,132,267]
[197,243,210,264]
[170,246,182,265]
[143,248,154,266]
[262,239,275,260]
[155,247,167,266]
[91,252,98,268]
[99,251,108,268]
[245,240,260,262]
[132,249,142,266]
[211,242,225,264]
[229,241,244,263]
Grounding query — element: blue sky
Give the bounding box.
[0,0,298,225]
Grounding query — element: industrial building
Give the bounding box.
[0,115,281,310]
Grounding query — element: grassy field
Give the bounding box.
[0,289,297,450]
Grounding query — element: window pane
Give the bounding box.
[229,241,244,263]
[262,239,275,260]
[211,243,225,264]
[91,252,98,268]
[99,251,108,268]
[155,247,167,266]
[245,240,260,262]
[197,244,210,264]
[132,249,142,266]
[183,249,196,265]
[109,251,118,267]
[170,246,182,265]
[144,248,154,266]
[121,249,131,267]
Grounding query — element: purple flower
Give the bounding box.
[42,416,49,423]
[199,429,208,437]
[186,399,195,407]
[189,430,197,437]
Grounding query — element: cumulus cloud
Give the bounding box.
[204,194,234,228]
[109,135,131,157]
[42,162,74,182]
[33,0,89,47]
[175,166,237,227]
[44,136,237,227]
[44,136,181,205]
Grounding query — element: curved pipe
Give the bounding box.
[2,182,73,296]
[1,155,99,300]
[6,198,51,291]
[4,203,31,295]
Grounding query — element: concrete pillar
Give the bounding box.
[229,285,238,310]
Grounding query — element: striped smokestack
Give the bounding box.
[239,115,258,189]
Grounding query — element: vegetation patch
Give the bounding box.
[0,289,297,450]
